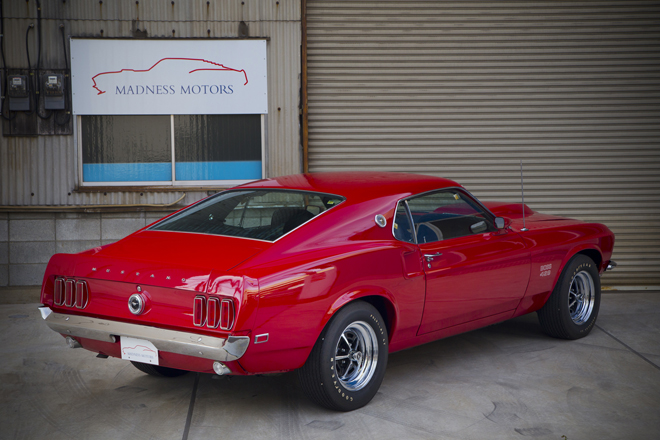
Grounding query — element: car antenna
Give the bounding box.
[520,160,529,232]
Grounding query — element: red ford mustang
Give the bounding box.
[39,172,616,411]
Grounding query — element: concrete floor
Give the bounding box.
[1,292,659,440]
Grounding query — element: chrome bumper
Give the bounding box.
[606,260,617,271]
[39,307,249,362]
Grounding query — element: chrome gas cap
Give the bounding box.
[128,293,145,315]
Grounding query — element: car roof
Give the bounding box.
[236,172,460,201]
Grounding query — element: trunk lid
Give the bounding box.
[72,230,268,291]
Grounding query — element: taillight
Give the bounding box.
[220,299,235,330]
[54,277,89,309]
[193,296,235,330]
[54,277,65,305]
[65,279,75,307]
[193,296,207,327]
[75,280,89,309]
[207,297,220,328]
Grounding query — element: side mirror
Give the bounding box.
[494,217,506,229]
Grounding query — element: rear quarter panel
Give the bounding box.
[236,240,425,374]
[231,194,428,373]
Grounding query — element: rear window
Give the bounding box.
[150,189,345,241]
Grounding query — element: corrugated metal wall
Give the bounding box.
[1,0,302,207]
[306,0,660,285]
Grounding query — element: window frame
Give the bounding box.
[393,187,498,245]
[76,114,266,187]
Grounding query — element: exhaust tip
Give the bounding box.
[213,361,231,376]
[65,336,82,349]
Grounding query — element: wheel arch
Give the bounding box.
[325,289,398,345]
[576,248,603,271]
[357,295,396,343]
[554,244,604,288]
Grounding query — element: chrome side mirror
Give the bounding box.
[494,217,506,229]
[470,220,487,234]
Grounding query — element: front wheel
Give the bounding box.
[538,254,601,339]
[298,301,388,411]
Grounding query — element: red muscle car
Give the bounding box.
[39,172,616,411]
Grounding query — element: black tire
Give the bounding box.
[538,254,601,340]
[130,361,189,377]
[298,301,388,411]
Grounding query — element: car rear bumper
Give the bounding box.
[39,307,249,362]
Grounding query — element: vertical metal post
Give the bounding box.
[301,0,309,173]
[520,160,528,232]
[171,114,176,185]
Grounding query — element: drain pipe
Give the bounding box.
[301,0,309,173]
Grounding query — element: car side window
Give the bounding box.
[393,201,415,243]
[406,190,495,243]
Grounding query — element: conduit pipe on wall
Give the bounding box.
[0,194,187,212]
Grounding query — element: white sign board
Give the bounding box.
[71,39,267,115]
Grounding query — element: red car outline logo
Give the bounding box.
[91,57,249,95]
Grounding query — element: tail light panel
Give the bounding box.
[193,296,235,331]
[53,277,234,330]
[54,277,89,309]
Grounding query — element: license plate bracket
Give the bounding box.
[120,336,159,365]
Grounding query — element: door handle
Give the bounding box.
[424,252,443,262]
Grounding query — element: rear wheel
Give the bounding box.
[538,254,601,339]
[298,301,388,411]
[130,361,189,377]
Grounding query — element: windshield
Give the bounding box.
[150,189,345,241]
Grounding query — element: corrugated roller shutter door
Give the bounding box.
[306,0,660,285]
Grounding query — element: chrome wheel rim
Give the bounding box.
[334,321,378,391]
[569,270,596,325]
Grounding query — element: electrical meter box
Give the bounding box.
[8,75,30,111]
[43,74,65,110]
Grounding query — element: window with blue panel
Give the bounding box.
[81,114,262,184]
[82,115,172,182]
[174,115,262,181]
